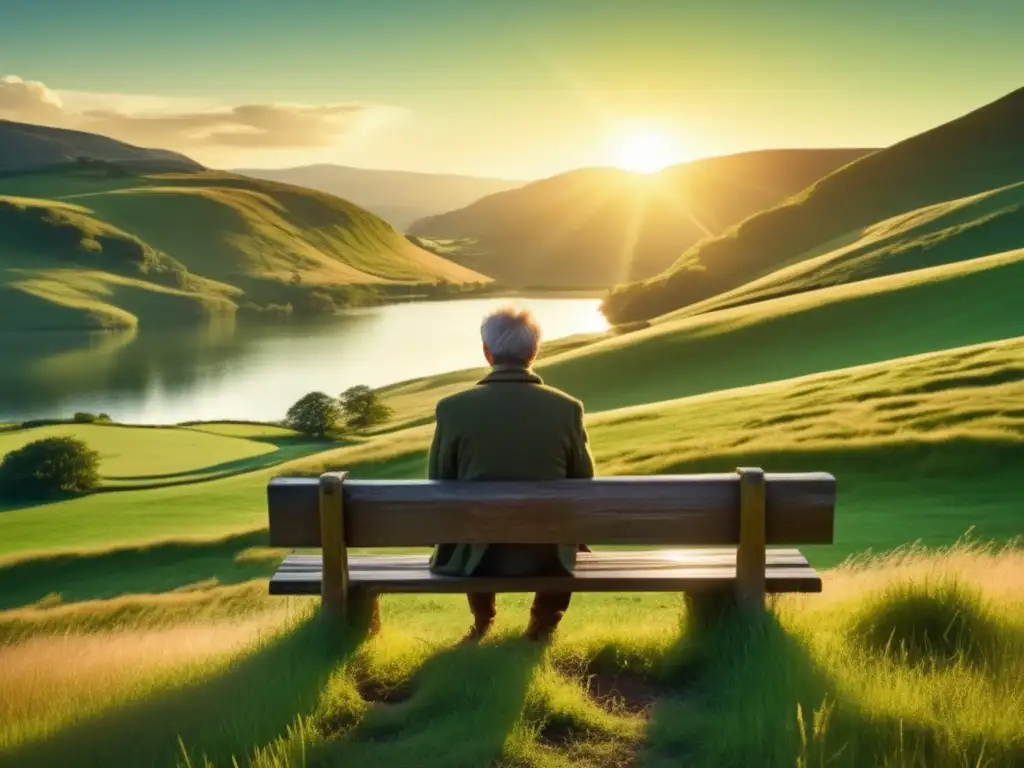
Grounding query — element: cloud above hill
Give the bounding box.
[0,75,403,164]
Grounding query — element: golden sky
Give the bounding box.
[2,1,1022,177]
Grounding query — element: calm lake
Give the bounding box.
[0,297,608,425]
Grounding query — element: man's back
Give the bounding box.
[429,366,593,482]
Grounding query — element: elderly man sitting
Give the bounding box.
[427,306,595,643]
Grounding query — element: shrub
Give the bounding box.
[0,436,100,498]
[340,385,393,430]
[285,392,342,437]
[72,412,111,424]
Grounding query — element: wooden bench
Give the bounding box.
[266,467,836,623]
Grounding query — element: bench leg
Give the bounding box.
[684,589,737,630]
[352,590,381,637]
[320,589,380,637]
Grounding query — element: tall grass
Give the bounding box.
[0,543,1020,767]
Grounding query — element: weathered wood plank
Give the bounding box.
[270,565,821,595]
[267,474,836,548]
[269,551,822,595]
[275,549,812,570]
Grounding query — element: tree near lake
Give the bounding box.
[340,385,393,430]
[285,392,342,437]
[0,436,100,498]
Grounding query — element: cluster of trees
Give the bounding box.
[285,385,393,437]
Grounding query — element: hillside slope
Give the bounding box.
[407,149,872,289]
[233,164,525,231]
[602,86,1024,322]
[678,181,1024,318]
[379,249,1024,428]
[0,165,490,331]
[0,120,201,174]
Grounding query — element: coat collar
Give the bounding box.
[477,365,543,385]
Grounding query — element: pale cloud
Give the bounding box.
[0,75,66,122]
[0,75,405,165]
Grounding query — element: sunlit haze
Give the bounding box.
[612,128,687,174]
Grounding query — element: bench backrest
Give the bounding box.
[267,471,836,548]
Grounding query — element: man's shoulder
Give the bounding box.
[436,382,583,414]
[535,383,584,412]
[436,387,483,414]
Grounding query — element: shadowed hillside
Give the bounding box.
[407,149,872,289]
[234,164,526,231]
[0,120,201,174]
[602,86,1024,322]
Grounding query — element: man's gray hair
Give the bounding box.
[481,306,542,366]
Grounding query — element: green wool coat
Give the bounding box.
[427,365,595,576]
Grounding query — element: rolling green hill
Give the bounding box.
[0,120,201,174]
[676,180,1024,318]
[0,163,491,331]
[379,249,1024,428]
[602,86,1024,322]
[407,149,872,289]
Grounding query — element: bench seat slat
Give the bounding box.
[274,549,812,570]
[269,550,822,596]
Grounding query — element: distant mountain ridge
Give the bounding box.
[0,119,203,174]
[407,148,874,289]
[232,164,526,230]
[601,86,1024,323]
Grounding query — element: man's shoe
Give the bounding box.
[524,621,558,643]
[460,623,491,645]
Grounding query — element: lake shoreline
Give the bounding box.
[1,286,609,335]
[0,296,610,425]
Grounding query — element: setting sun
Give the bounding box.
[613,128,685,174]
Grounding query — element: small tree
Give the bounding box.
[0,436,100,498]
[285,392,341,437]
[340,385,393,430]
[72,412,112,424]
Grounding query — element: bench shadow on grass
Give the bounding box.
[639,604,1023,768]
[0,530,279,610]
[0,611,372,768]
[312,637,545,768]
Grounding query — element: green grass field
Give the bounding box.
[0,423,328,492]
